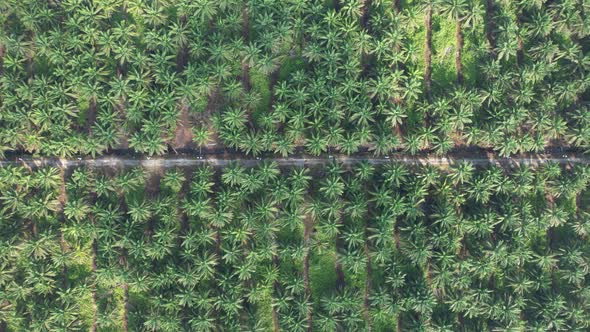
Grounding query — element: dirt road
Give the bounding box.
[1,151,586,169]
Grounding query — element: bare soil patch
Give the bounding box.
[86,98,97,135]
[425,7,433,98]
[117,127,130,150]
[0,44,5,74]
[173,103,194,149]
[271,253,281,332]
[455,21,464,84]
[303,211,314,332]
[204,89,222,119]
[114,98,130,150]
[360,0,372,29]
[485,0,497,51]
[242,62,251,92]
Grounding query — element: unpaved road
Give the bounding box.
[1,152,587,169]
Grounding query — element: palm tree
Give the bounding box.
[161,169,185,194]
[193,125,212,157]
[306,133,328,156]
[404,134,422,155]
[63,199,91,223]
[340,133,361,155]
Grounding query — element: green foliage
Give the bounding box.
[254,288,276,331]
[431,16,457,87]
[462,26,484,86]
[278,56,305,82]
[310,252,337,302]
[2,163,590,329]
[76,98,91,127]
[0,0,586,157]
[405,12,426,73]
[249,68,271,113]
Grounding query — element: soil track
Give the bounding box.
[4,147,587,169]
[173,103,194,149]
[303,212,314,332]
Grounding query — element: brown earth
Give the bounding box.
[455,21,464,85]
[86,98,97,135]
[271,252,281,332]
[0,44,5,75]
[173,103,194,149]
[145,167,163,238]
[425,6,433,98]
[363,241,372,331]
[361,0,372,28]
[122,283,129,332]
[58,166,69,289]
[393,0,401,13]
[241,3,252,93]
[303,212,314,332]
[516,12,524,65]
[115,97,130,150]
[202,89,222,120]
[26,32,35,80]
[242,62,251,92]
[485,0,497,51]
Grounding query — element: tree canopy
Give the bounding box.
[0,0,588,157]
[1,162,590,330]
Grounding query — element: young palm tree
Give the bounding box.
[193,125,212,157]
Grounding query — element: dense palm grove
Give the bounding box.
[2,1,590,331]
[0,0,589,157]
[0,162,589,330]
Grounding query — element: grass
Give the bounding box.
[277,224,304,273]
[76,98,90,127]
[278,56,305,82]
[277,222,303,244]
[309,250,337,305]
[249,52,305,102]
[345,262,366,292]
[369,265,398,332]
[249,68,271,113]
[431,15,483,89]
[69,241,94,331]
[373,315,398,332]
[191,95,209,114]
[462,26,484,86]
[402,1,426,75]
[255,287,276,331]
[431,15,457,88]
[113,285,125,331]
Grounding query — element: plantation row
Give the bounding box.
[1,0,589,157]
[1,162,590,331]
